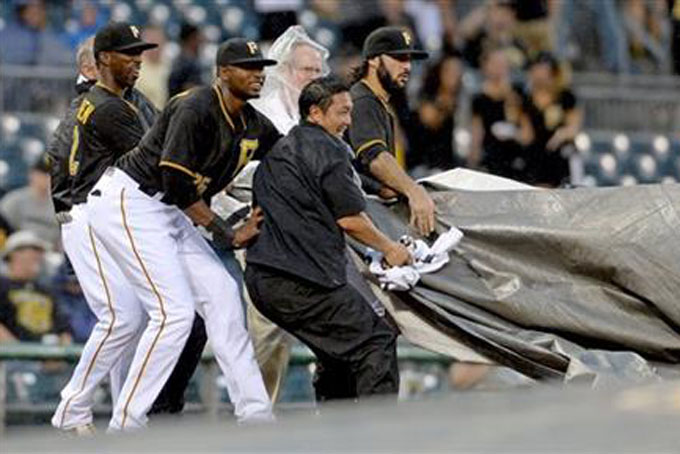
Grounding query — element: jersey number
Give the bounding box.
[76,98,95,124]
[69,99,95,177]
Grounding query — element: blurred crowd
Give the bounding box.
[0,0,678,348]
[0,155,89,348]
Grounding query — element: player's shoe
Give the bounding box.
[67,422,97,437]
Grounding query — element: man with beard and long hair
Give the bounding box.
[85,38,279,431]
[347,26,435,237]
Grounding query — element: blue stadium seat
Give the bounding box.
[632,154,659,184]
[592,152,620,186]
[1,114,21,141]
[618,174,638,186]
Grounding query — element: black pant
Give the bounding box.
[245,264,399,401]
[148,314,207,414]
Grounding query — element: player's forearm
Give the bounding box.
[184,200,216,227]
[368,151,420,199]
[337,212,395,254]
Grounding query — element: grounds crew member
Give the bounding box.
[347,26,436,236]
[245,25,327,402]
[87,37,280,430]
[246,76,410,401]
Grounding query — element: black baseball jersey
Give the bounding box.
[69,83,157,205]
[117,84,281,208]
[48,93,86,213]
[347,81,396,171]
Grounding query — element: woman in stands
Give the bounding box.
[523,52,583,187]
[406,50,465,177]
[469,48,533,180]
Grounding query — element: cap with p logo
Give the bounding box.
[216,38,277,67]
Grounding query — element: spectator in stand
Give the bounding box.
[402,0,459,54]
[459,0,527,70]
[0,156,60,249]
[510,0,554,57]
[0,231,71,344]
[623,0,670,73]
[63,0,109,51]
[407,50,464,177]
[339,0,419,56]
[380,0,420,31]
[469,48,532,180]
[0,0,72,66]
[0,0,74,111]
[137,25,171,109]
[51,259,94,344]
[167,23,204,98]
[254,0,301,42]
[555,0,631,73]
[523,52,582,187]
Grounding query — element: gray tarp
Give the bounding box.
[357,179,680,384]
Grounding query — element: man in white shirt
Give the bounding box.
[250,25,328,134]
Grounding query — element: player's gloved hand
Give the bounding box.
[232,207,264,248]
[406,184,436,236]
[383,242,412,267]
[205,215,236,250]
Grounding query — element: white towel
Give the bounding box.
[368,227,464,291]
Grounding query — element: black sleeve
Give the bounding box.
[158,106,209,208]
[161,167,201,209]
[91,100,145,155]
[253,114,282,160]
[159,105,206,174]
[348,96,391,171]
[321,157,367,219]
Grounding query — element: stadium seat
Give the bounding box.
[1,114,21,140]
[594,152,620,186]
[618,174,638,186]
[632,154,658,183]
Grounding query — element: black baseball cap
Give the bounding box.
[362,26,428,60]
[94,22,158,57]
[216,38,277,68]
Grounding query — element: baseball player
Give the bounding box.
[50,25,204,434]
[347,26,436,236]
[87,38,279,430]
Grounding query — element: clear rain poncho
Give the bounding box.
[250,25,330,134]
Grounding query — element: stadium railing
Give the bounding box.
[0,342,450,434]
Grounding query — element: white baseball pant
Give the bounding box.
[52,203,144,430]
[87,168,273,431]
